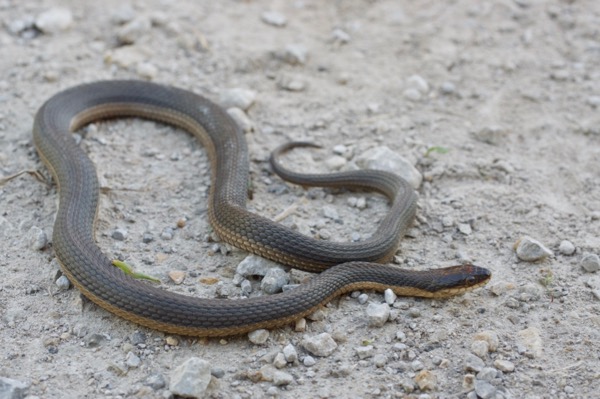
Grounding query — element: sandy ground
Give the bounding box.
[1,0,600,398]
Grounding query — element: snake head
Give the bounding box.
[433,264,492,297]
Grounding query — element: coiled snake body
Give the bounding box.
[33,81,491,336]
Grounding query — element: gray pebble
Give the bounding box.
[357,293,369,304]
[117,16,151,44]
[248,329,270,344]
[470,340,489,358]
[261,11,287,27]
[493,359,515,372]
[111,4,136,24]
[112,228,128,241]
[325,155,346,170]
[474,379,497,399]
[411,360,424,371]
[277,75,307,92]
[322,205,339,220]
[85,333,108,348]
[0,376,30,399]
[355,345,374,359]
[373,354,387,368]
[142,232,154,243]
[458,223,472,235]
[302,333,337,357]
[28,226,47,250]
[406,74,429,93]
[440,81,456,94]
[283,344,298,362]
[55,275,70,290]
[384,289,397,305]
[131,331,147,345]
[267,386,279,396]
[272,370,293,386]
[559,240,576,255]
[35,7,73,33]
[126,351,141,368]
[227,108,254,133]
[282,44,309,65]
[303,355,316,366]
[220,88,256,111]
[355,146,422,189]
[211,368,225,378]
[160,227,174,240]
[464,354,486,372]
[476,367,497,381]
[366,302,390,327]
[332,28,351,44]
[144,373,166,390]
[169,357,212,398]
[237,255,286,277]
[240,279,252,295]
[273,352,287,369]
[581,253,600,273]
[261,267,289,294]
[403,88,422,101]
[515,236,553,261]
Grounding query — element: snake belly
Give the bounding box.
[33,80,491,337]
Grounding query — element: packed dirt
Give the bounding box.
[1,1,599,398]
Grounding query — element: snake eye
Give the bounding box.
[465,276,476,286]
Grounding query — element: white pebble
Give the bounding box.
[493,359,515,372]
[581,254,600,273]
[261,11,287,27]
[355,345,374,359]
[470,340,489,358]
[169,357,211,398]
[355,146,422,188]
[283,344,298,362]
[220,88,257,111]
[302,333,337,357]
[357,293,369,304]
[384,289,397,305]
[55,275,70,291]
[303,355,316,366]
[248,329,270,344]
[366,302,390,327]
[515,236,553,261]
[35,8,73,33]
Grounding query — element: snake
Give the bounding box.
[33,80,491,337]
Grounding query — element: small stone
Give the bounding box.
[464,354,485,372]
[220,88,257,111]
[169,357,212,398]
[144,373,166,390]
[55,275,70,290]
[325,155,347,170]
[166,336,179,346]
[277,76,306,92]
[357,293,369,304]
[261,268,289,294]
[112,228,128,241]
[440,81,456,94]
[0,377,29,399]
[474,380,497,399]
[272,370,293,386]
[227,108,254,133]
[105,45,148,68]
[273,352,287,368]
[558,240,576,255]
[303,355,316,367]
[302,333,337,357]
[28,226,47,250]
[322,205,339,220]
[282,44,309,65]
[414,370,437,391]
[471,340,489,358]
[366,302,390,327]
[35,8,73,33]
[261,11,287,27]
[307,308,326,321]
[237,255,286,277]
[240,279,252,295]
[406,75,429,93]
[161,227,174,240]
[331,28,351,44]
[131,331,146,345]
[111,4,136,24]
[517,327,543,358]
[117,16,151,44]
[126,351,141,368]
[168,271,186,285]
[211,368,225,378]
[267,386,279,396]
[248,329,270,344]
[136,62,158,79]
[458,223,472,235]
[355,146,422,189]
[355,345,374,359]
[493,359,515,372]
[283,344,298,362]
[490,281,516,296]
[384,289,397,305]
[142,232,154,243]
[85,333,107,348]
[373,354,387,368]
[295,318,306,332]
[477,367,497,381]
[403,88,422,101]
[515,236,553,261]
[473,331,499,352]
[581,253,600,273]
[474,125,509,146]
[587,96,600,108]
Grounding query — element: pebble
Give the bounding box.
[168,271,186,285]
[403,88,422,101]
[248,329,270,344]
[322,205,339,220]
[161,227,174,240]
[517,327,543,358]
[105,45,148,68]
[458,223,472,235]
[55,275,70,290]
[260,365,294,386]
[237,255,286,277]
[474,380,496,399]
[112,228,128,241]
[35,8,73,33]
[295,318,307,332]
[169,357,212,399]
[117,16,151,44]
[142,232,154,243]
[357,293,369,304]
[473,330,499,352]
[355,345,374,359]
[261,267,290,294]
[0,376,29,398]
[85,333,108,348]
[281,44,309,65]
[277,75,306,92]
[414,370,437,391]
[384,289,397,305]
[366,302,390,327]
[240,279,252,295]
[464,354,485,372]
[166,336,179,346]
[219,88,257,111]
[440,81,456,94]
[493,359,515,372]
[406,75,430,94]
[470,340,489,358]
[136,62,158,79]
[474,125,508,146]
[373,354,387,368]
[111,4,136,24]
[227,107,254,133]
[515,236,553,261]
[283,344,298,362]
[144,373,166,390]
[131,331,146,345]
[302,333,337,357]
[325,155,347,170]
[581,253,600,273]
[28,226,47,250]
[331,28,351,44]
[211,368,225,378]
[261,11,287,27]
[303,355,316,367]
[355,146,422,189]
[558,240,576,255]
[273,352,287,368]
[125,351,141,368]
[476,367,497,381]
[490,281,516,296]
[587,96,600,108]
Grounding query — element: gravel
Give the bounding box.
[169,357,212,399]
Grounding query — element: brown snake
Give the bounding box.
[33,80,491,337]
